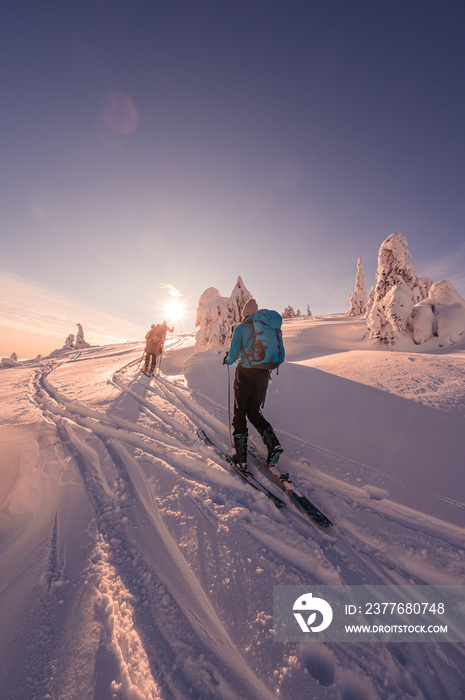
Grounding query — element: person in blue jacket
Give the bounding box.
[223,298,283,469]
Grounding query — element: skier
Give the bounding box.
[144,324,160,375]
[223,298,283,469]
[143,321,173,375]
[157,320,174,355]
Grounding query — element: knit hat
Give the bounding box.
[242,298,259,318]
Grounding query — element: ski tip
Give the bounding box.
[313,514,334,529]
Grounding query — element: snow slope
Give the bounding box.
[0,318,464,699]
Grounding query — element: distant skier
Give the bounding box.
[157,320,174,355]
[223,298,284,469]
[144,321,173,375]
[144,324,159,375]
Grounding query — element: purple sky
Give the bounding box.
[1,1,465,355]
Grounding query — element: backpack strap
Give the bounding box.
[241,317,255,364]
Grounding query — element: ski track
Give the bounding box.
[24,358,276,700]
[2,344,465,699]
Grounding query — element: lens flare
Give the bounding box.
[164,298,185,325]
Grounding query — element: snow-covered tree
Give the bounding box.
[282,305,295,319]
[410,281,465,347]
[195,287,234,351]
[347,257,368,316]
[366,233,432,346]
[1,357,17,367]
[195,277,257,351]
[306,305,312,317]
[365,285,375,319]
[10,352,17,362]
[365,233,464,348]
[75,323,90,349]
[228,276,252,329]
[296,309,302,317]
[63,334,75,349]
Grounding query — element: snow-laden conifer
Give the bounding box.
[411,280,465,346]
[1,355,18,367]
[347,257,367,316]
[63,334,75,349]
[282,305,295,319]
[366,233,431,345]
[195,288,233,351]
[75,324,91,349]
[228,276,252,329]
[195,277,256,351]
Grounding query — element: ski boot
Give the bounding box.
[232,432,248,473]
[261,427,283,467]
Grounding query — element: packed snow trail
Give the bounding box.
[1,332,465,699]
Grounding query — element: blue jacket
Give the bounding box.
[224,316,255,367]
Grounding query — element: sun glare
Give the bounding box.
[164,298,185,325]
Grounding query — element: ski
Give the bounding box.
[197,429,286,510]
[247,445,333,528]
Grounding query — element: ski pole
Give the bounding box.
[137,351,146,370]
[227,364,233,455]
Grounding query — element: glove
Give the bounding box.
[223,352,229,365]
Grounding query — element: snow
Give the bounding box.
[366,233,465,349]
[412,280,465,348]
[1,318,465,698]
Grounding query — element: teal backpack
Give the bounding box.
[249,309,285,370]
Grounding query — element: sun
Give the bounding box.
[164,298,185,325]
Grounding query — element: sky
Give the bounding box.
[1,0,465,357]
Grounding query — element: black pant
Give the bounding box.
[232,366,272,436]
[145,352,157,371]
